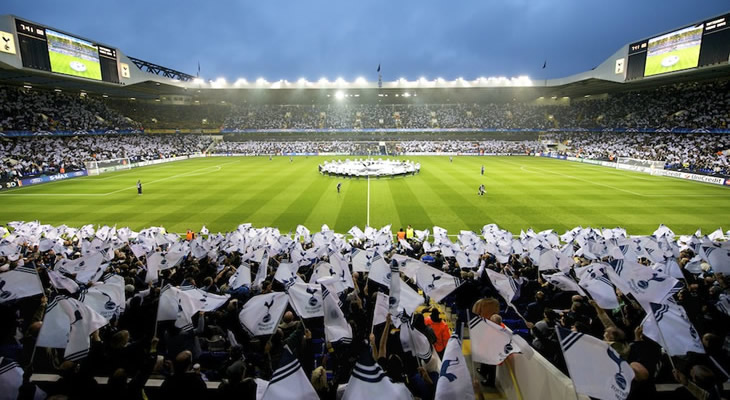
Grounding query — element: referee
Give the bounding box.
[137,180,142,195]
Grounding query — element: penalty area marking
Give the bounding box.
[0,161,237,197]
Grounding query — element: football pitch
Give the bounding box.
[644,45,700,76]
[1,156,729,235]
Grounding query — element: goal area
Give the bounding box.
[84,158,132,176]
[615,157,665,175]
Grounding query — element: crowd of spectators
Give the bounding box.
[212,80,730,132]
[547,132,730,176]
[0,86,140,132]
[395,140,540,154]
[0,222,728,399]
[0,135,211,182]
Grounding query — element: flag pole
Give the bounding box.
[648,309,677,370]
[554,326,583,400]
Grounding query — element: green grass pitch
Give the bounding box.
[644,45,700,76]
[48,51,102,81]
[1,156,729,235]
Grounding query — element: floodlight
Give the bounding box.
[335,91,345,100]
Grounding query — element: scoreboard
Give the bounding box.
[15,18,120,84]
[627,13,730,80]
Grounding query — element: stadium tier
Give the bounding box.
[0,9,730,400]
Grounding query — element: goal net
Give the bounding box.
[615,157,665,175]
[84,158,131,176]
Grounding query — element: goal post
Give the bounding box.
[84,158,131,176]
[615,157,665,175]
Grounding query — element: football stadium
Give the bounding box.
[0,3,730,400]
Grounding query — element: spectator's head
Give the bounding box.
[472,297,500,319]
[430,309,441,323]
[173,350,193,374]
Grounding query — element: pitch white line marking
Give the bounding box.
[517,163,729,197]
[367,176,371,227]
[0,161,237,197]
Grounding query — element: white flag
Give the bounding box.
[0,266,43,304]
[542,272,586,296]
[229,264,251,289]
[416,265,462,303]
[342,349,413,400]
[79,275,125,320]
[262,346,319,400]
[557,327,633,400]
[702,246,730,274]
[239,292,288,337]
[253,251,269,288]
[606,259,679,308]
[579,271,619,310]
[274,262,303,289]
[351,248,376,272]
[642,301,705,356]
[368,255,391,287]
[36,296,107,361]
[485,269,518,305]
[156,285,204,331]
[435,336,475,400]
[287,282,324,319]
[468,316,520,365]
[61,298,108,361]
[180,286,231,312]
[372,292,389,329]
[322,282,352,344]
[0,357,26,400]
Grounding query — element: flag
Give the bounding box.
[542,60,547,69]
[180,286,230,312]
[415,264,462,303]
[156,284,204,331]
[36,297,107,361]
[253,251,269,288]
[197,61,201,78]
[351,248,376,272]
[579,271,619,310]
[556,327,633,400]
[274,262,302,289]
[372,292,389,329]
[396,279,423,316]
[0,357,24,400]
[0,266,43,304]
[606,259,679,308]
[376,63,381,73]
[342,349,412,400]
[78,274,125,320]
[468,316,520,365]
[287,282,324,319]
[642,301,705,356]
[322,282,352,344]
[702,246,730,274]
[368,255,391,287]
[61,298,108,361]
[485,269,518,305]
[229,263,251,289]
[400,315,433,362]
[434,336,475,400]
[262,346,319,400]
[239,292,288,337]
[542,272,586,296]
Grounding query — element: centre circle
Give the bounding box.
[319,158,420,178]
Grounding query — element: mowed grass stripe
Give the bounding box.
[1,156,729,234]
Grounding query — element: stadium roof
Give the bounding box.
[1,12,729,102]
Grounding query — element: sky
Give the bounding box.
[4,0,728,82]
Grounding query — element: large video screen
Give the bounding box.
[45,29,102,81]
[644,24,703,77]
